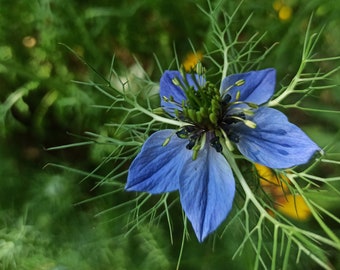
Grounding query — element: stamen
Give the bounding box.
[235,90,241,101]
[242,109,255,116]
[162,95,181,106]
[223,112,245,123]
[247,102,258,109]
[172,74,188,92]
[191,134,206,160]
[244,120,257,129]
[176,129,189,139]
[172,78,181,86]
[221,79,246,100]
[223,114,257,129]
[166,69,258,158]
[162,96,170,102]
[162,136,171,146]
[176,125,196,139]
[224,115,246,124]
[220,128,234,151]
[192,145,200,160]
[235,79,245,86]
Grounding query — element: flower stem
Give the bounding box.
[222,149,269,217]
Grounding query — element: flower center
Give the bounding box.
[180,81,221,130]
[163,70,257,160]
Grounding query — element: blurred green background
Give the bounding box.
[0,0,339,269]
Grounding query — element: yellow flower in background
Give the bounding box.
[182,51,203,72]
[273,0,293,21]
[256,163,289,193]
[255,164,311,221]
[276,194,311,220]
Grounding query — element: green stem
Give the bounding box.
[221,46,229,82]
[222,149,269,218]
[288,175,340,245]
[268,59,305,107]
[176,216,187,270]
[134,103,184,127]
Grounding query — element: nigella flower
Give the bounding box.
[125,67,320,242]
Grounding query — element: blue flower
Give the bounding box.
[125,68,320,242]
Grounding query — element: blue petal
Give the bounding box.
[179,144,235,242]
[160,70,205,116]
[126,129,192,193]
[220,68,276,105]
[233,107,320,168]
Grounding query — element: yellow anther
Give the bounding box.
[172,78,181,86]
[247,102,258,109]
[244,120,257,129]
[236,90,241,101]
[218,129,233,151]
[162,137,171,146]
[235,79,245,86]
[242,110,255,116]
